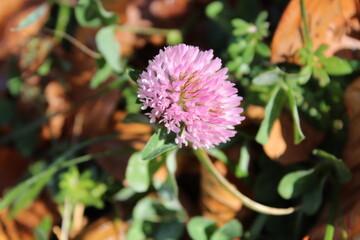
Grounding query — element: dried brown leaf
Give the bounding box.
[73,217,127,240]
[0,147,28,195]
[200,159,252,226]
[0,193,60,240]
[271,0,360,63]
[263,111,324,165]
[0,0,50,60]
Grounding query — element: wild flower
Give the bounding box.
[137,44,244,149]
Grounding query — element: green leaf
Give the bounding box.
[153,219,185,240]
[255,86,285,145]
[302,176,327,215]
[236,144,250,178]
[320,56,353,76]
[255,11,268,26]
[166,30,183,46]
[7,75,22,96]
[166,148,177,174]
[123,86,141,113]
[37,59,53,76]
[210,219,243,240]
[156,173,178,202]
[0,99,15,126]
[286,88,305,144]
[75,0,117,27]
[205,148,228,164]
[125,152,151,192]
[10,168,56,217]
[57,167,107,208]
[296,65,312,85]
[314,44,328,56]
[34,216,52,240]
[255,42,271,57]
[313,149,351,183]
[313,67,330,87]
[243,45,255,63]
[277,168,315,200]
[95,26,121,72]
[187,217,217,240]
[252,69,280,86]
[90,59,113,88]
[127,68,142,82]
[232,19,252,36]
[14,3,48,31]
[154,149,178,201]
[141,127,177,161]
[205,1,224,19]
[126,221,147,240]
[114,187,138,201]
[133,197,159,221]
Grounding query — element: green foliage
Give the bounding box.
[205,148,229,164]
[277,150,351,216]
[205,1,224,19]
[95,26,122,72]
[236,144,250,178]
[142,127,178,161]
[210,219,243,240]
[57,166,107,208]
[226,11,269,78]
[123,85,142,113]
[154,149,179,202]
[75,0,118,27]
[298,44,354,87]
[255,86,285,144]
[125,152,152,192]
[127,197,186,240]
[187,217,217,240]
[187,217,243,240]
[90,59,113,88]
[14,3,48,31]
[278,168,316,200]
[34,216,53,240]
[166,30,183,46]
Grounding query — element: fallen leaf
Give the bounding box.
[41,81,70,140]
[0,0,50,60]
[200,159,252,226]
[113,111,152,149]
[91,111,152,181]
[265,111,324,165]
[0,147,28,195]
[73,216,127,240]
[271,0,360,63]
[0,192,60,240]
[343,77,360,169]
[263,118,287,159]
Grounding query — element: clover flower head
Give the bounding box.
[137,44,245,149]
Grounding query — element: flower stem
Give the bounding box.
[324,183,340,240]
[193,148,300,215]
[60,197,72,240]
[54,4,71,43]
[300,0,311,49]
[115,25,170,36]
[44,28,101,59]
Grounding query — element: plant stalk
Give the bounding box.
[60,197,72,240]
[194,148,300,215]
[300,0,311,49]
